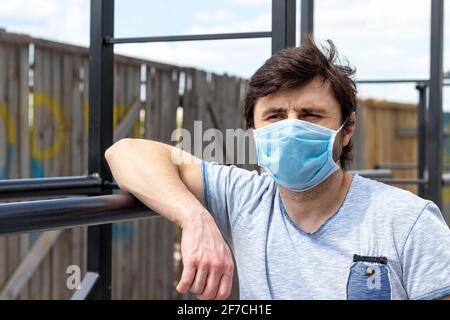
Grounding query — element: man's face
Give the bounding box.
[253,77,355,162]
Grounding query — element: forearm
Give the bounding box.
[105,138,204,227]
[105,138,234,300]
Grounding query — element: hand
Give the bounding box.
[176,211,234,300]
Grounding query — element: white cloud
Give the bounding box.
[115,11,272,78]
[1,0,449,109]
[194,9,234,23]
[0,0,59,20]
[189,11,271,34]
[115,37,271,78]
[311,0,442,105]
[218,0,269,6]
[0,0,90,46]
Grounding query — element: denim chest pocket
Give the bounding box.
[346,254,391,300]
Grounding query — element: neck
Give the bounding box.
[279,169,352,233]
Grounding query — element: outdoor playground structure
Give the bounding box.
[0,0,448,299]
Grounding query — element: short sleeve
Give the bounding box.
[201,160,273,244]
[401,202,450,300]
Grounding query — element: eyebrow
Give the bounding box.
[296,106,329,114]
[261,105,329,115]
[261,106,285,115]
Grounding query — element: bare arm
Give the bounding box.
[105,138,234,300]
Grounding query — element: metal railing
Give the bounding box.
[0,193,155,236]
[0,0,300,300]
[0,0,446,300]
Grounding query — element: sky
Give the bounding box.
[0,0,449,108]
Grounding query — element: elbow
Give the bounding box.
[104,139,136,193]
[105,138,133,163]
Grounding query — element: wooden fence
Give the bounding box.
[1,30,448,300]
[356,98,450,222]
[355,99,419,193]
[0,31,249,299]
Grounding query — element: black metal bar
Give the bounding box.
[88,0,114,300]
[107,32,272,44]
[416,83,428,198]
[375,163,418,170]
[350,169,392,179]
[71,272,99,300]
[0,175,102,199]
[0,194,155,235]
[373,178,428,185]
[427,0,444,208]
[300,0,314,44]
[443,173,450,186]
[356,79,430,84]
[104,181,118,190]
[356,79,450,85]
[375,163,450,171]
[272,0,296,54]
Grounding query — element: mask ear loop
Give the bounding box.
[336,117,350,133]
[330,117,351,169]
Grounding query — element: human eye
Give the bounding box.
[304,114,320,119]
[266,114,283,121]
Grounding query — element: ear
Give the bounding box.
[343,111,356,147]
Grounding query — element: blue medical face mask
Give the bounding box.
[254,118,347,192]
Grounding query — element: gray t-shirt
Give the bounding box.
[201,161,450,300]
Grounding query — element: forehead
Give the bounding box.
[254,77,340,114]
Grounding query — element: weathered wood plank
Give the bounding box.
[0,231,62,300]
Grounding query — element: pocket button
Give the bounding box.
[366,267,375,276]
[347,261,391,300]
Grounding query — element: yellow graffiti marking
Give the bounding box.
[4,96,140,162]
[0,102,16,144]
[83,100,89,131]
[31,94,68,160]
[83,101,139,135]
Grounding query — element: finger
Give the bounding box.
[214,271,233,300]
[176,263,196,293]
[190,266,208,294]
[197,268,221,300]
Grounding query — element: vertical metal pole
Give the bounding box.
[300,0,314,44]
[416,83,428,199]
[427,0,444,208]
[88,0,114,299]
[272,0,296,54]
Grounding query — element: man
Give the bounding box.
[105,38,450,300]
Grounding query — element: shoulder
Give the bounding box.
[202,161,277,207]
[351,174,432,219]
[349,175,437,243]
[203,161,275,191]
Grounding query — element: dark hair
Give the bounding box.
[243,37,357,171]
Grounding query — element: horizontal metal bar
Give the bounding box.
[0,193,156,235]
[350,169,392,179]
[356,79,450,85]
[356,79,429,84]
[376,163,450,171]
[71,272,99,300]
[443,173,450,186]
[373,178,428,185]
[358,172,449,185]
[104,181,118,189]
[107,31,272,44]
[0,175,103,200]
[375,163,418,170]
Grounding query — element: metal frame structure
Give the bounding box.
[0,0,297,299]
[428,0,445,208]
[300,0,314,44]
[0,0,447,299]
